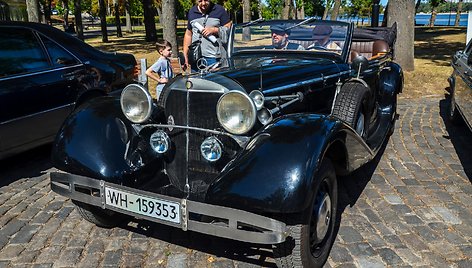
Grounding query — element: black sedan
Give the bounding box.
[0,21,137,159]
[449,39,472,129]
[50,19,402,267]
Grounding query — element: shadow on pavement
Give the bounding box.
[0,144,53,187]
[337,142,386,210]
[439,94,472,183]
[122,220,276,267]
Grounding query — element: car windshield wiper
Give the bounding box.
[285,17,317,31]
[241,18,265,28]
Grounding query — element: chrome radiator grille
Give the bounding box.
[163,89,239,195]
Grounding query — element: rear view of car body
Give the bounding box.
[0,21,137,159]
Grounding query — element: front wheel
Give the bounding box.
[274,159,338,268]
[73,201,129,228]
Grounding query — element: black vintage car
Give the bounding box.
[50,19,402,267]
[0,21,137,159]
[449,38,472,129]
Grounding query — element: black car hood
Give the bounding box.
[206,55,346,94]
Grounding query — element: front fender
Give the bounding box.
[51,96,163,186]
[381,62,403,96]
[206,114,372,214]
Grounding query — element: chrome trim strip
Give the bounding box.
[0,64,84,81]
[138,124,250,147]
[50,172,288,244]
[188,88,226,93]
[0,103,74,125]
[264,70,351,94]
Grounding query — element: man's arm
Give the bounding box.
[183,29,193,69]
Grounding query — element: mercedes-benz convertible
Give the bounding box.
[50,19,402,267]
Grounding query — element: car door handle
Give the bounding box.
[62,70,82,80]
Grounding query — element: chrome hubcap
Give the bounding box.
[355,112,365,136]
[315,193,331,241]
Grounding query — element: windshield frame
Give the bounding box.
[227,19,354,63]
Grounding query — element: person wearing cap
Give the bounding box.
[310,25,341,51]
[270,24,304,50]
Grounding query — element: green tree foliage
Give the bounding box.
[346,0,372,19]
[304,0,325,18]
[416,1,472,13]
[262,0,284,19]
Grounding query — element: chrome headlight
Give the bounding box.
[200,136,222,162]
[120,84,152,123]
[216,91,256,135]
[249,90,264,110]
[150,130,170,154]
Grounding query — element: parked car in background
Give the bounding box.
[449,39,472,129]
[0,21,138,159]
[50,19,402,267]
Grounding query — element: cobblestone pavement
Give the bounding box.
[0,97,471,268]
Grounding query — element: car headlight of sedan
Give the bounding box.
[217,91,256,135]
[120,84,153,123]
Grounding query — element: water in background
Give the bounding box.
[338,13,468,26]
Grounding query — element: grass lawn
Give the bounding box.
[84,26,468,99]
[407,26,467,99]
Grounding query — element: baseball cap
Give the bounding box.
[270,24,291,35]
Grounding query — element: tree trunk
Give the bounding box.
[297,2,305,19]
[282,0,291,19]
[258,0,263,19]
[74,0,84,40]
[322,8,328,20]
[156,7,162,25]
[0,2,11,21]
[125,0,132,33]
[98,0,108,42]
[26,0,40,22]
[161,0,177,55]
[114,0,123,37]
[415,0,421,13]
[331,0,341,21]
[387,0,414,71]
[143,0,157,42]
[63,0,69,26]
[44,0,51,24]
[382,3,388,26]
[242,0,251,41]
[455,0,463,27]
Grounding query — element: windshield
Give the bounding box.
[231,20,350,56]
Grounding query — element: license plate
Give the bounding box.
[104,186,180,224]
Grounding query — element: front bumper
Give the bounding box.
[50,172,287,244]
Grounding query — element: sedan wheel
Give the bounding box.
[449,90,463,125]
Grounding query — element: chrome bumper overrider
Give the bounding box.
[50,172,287,244]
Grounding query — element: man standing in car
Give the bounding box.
[183,0,232,71]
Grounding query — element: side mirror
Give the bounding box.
[351,55,369,75]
